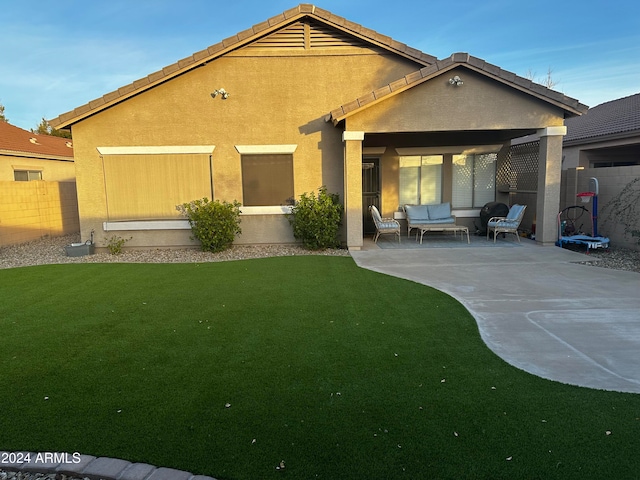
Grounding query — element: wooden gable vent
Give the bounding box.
[248,20,370,50]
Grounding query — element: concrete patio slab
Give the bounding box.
[350,238,640,394]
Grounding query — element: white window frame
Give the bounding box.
[235,144,297,214]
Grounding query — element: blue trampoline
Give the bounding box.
[556,177,610,254]
[556,202,609,253]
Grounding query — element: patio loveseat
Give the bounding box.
[403,203,456,237]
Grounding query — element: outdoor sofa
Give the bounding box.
[403,203,457,238]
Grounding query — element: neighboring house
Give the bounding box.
[505,94,640,245]
[561,94,640,249]
[49,3,587,250]
[563,93,640,169]
[0,121,75,181]
[0,121,78,246]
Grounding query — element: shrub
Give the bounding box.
[104,235,131,255]
[177,198,242,252]
[288,186,343,250]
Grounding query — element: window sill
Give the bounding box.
[102,207,293,231]
[240,206,293,215]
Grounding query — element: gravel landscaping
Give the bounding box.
[0,233,637,273]
[0,234,349,271]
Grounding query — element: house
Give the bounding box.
[560,94,640,249]
[563,93,640,169]
[0,121,74,181]
[49,4,587,250]
[0,121,77,246]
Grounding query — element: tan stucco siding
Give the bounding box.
[0,154,75,182]
[346,68,566,133]
[71,48,422,246]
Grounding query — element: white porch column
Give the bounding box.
[343,131,365,250]
[536,126,567,245]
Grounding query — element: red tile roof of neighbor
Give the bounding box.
[0,121,74,159]
[564,92,640,144]
[49,3,587,129]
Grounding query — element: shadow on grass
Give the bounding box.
[0,257,638,479]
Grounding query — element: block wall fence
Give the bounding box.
[0,181,80,247]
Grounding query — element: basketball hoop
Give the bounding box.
[577,192,595,204]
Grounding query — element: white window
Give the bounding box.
[14,170,42,181]
[452,153,496,208]
[399,155,442,206]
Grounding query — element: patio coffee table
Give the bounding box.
[418,225,470,244]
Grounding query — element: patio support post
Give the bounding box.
[343,131,365,250]
[536,126,567,245]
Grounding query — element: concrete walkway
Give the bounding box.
[351,238,640,394]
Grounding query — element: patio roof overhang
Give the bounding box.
[328,52,588,127]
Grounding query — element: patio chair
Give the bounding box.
[369,205,401,243]
[487,204,526,243]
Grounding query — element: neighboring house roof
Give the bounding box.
[0,121,73,160]
[564,93,640,145]
[50,3,436,129]
[329,52,588,125]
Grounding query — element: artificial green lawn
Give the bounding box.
[0,256,638,479]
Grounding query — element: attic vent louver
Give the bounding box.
[248,20,369,50]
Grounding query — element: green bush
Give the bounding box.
[288,186,343,250]
[104,234,131,255]
[177,198,242,252]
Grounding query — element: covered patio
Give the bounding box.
[330,53,587,250]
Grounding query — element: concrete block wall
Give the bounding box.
[0,181,80,246]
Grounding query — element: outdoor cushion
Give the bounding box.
[487,219,519,228]
[419,217,456,225]
[404,204,430,222]
[377,220,400,229]
[505,204,525,220]
[427,202,452,220]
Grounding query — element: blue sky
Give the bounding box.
[2,0,639,131]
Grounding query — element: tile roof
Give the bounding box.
[49,4,436,129]
[564,93,640,144]
[0,121,74,159]
[328,52,589,124]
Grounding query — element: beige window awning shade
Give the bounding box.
[102,154,212,220]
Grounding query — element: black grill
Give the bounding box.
[478,202,509,234]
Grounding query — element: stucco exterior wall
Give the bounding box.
[71,48,421,248]
[0,154,75,182]
[346,68,566,133]
[563,136,640,169]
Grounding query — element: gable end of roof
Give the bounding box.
[49,4,437,129]
[329,52,589,125]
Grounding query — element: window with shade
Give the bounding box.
[398,155,443,206]
[241,154,294,206]
[452,153,496,208]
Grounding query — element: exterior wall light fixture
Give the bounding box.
[448,76,463,86]
[211,88,230,99]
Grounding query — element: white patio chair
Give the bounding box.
[369,205,401,243]
[487,204,527,243]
